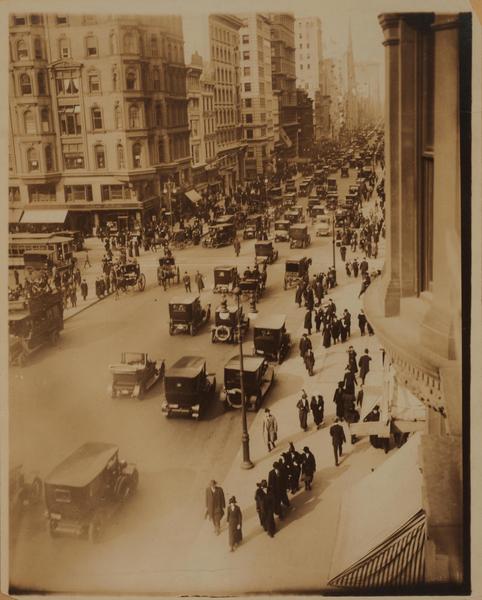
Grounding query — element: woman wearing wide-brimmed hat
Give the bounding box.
[227,496,243,552]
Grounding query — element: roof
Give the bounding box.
[166,355,205,378]
[225,354,265,373]
[216,304,238,314]
[214,265,236,271]
[290,223,308,230]
[255,241,273,246]
[254,314,286,329]
[21,209,69,225]
[45,442,118,488]
[275,220,290,224]
[170,295,199,305]
[286,257,307,264]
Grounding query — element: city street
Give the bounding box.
[9,168,387,594]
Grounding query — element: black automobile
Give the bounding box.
[283,192,297,207]
[255,241,278,264]
[274,219,290,242]
[168,295,211,336]
[289,224,311,249]
[284,257,312,289]
[213,266,238,294]
[161,356,216,419]
[220,355,274,411]
[202,224,235,248]
[285,179,297,193]
[243,214,263,240]
[211,303,249,343]
[45,443,138,542]
[340,165,350,178]
[253,314,291,364]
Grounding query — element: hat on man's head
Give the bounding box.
[210,479,217,486]
[229,496,237,504]
[303,446,309,453]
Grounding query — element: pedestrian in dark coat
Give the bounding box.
[340,244,347,262]
[288,443,301,493]
[358,310,367,335]
[322,324,332,348]
[227,497,242,551]
[343,309,351,337]
[205,480,226,535]
[333,382,345,419]
[345,261,352,277]
[360,258,369,276]
[310,395,322,428]
[305,287,314,311]
[316,395,324,425]
[263,482,276,537]
[299,333,312,357]
[352,259,359,277]
[330,418,346,466]
[80,279,88,301]
[301,447,316,490]
[276,459,291,509]
[315,308,323,332]
[343,368,357,394]
[304,348,315,376]
[356,385,364,409]
[358,349,372,384]
[295,284,303,308]
[268,463,284,519]
[255,483,267,530]
[296,392,310,431]
[347,346,358,373]
[304,309,313,335]
[331,317,341,344]
[367,321,375,336]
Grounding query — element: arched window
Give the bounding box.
[45,145,54,171]
[109,32,117,55]
[23,110,36,134]
[117,144,125,168]
[94,144,105,168]
[20,73,32,95]
[27,147,39,171]
[129,105,140,128]
[114,104,122,129]
[132,142,142,168]
[37,71,46,95]
[151,35,158,57]
[17,40,28,60]
[41,108,49,132]
[34,38,42,59]
[126,69,137,90]
[123,32,135,54]
[153,67,160,91]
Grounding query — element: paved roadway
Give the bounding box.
[9,169,361,594]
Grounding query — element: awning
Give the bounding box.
[9,208,24,223]
[21,209,68,224]
[279,127,293,148]
[185,189,202,203]
[328,434,424,590]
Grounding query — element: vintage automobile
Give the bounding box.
[284,179,297,193]
[9,464,43,526]
[284,256,312,289]
[313,168,325,184]
[340,165,350,178]
[9,292,64,366]
[168,295,211,336]
[307,197,321,216]
[315,215,332,237]
[117,262,146,292]
[253,314,291,364]
[211,302,249,343]
[274,219,290,242]
[299,179,312,197]
[243,214,263,240]
[202,224,235,248]
[239,264,267,299]
[335,208,350,227]
[213,265,238,294]
[220,355,274,411]
[327,177,338,193]
[289,224,311,249]
[349,184,361,198]
[345,193,358,208]
[284,210,300,224]
[255,241,278,264]
[293,205,305,222]
[215,214,236,227]
[157,256,180,287]
[108,352,165,399]
[44,442,138,542]
[269,186,283,199]
[326,193,339,210]
[311,204,326,219]
[283,192,297,207]
[161,356,216,419]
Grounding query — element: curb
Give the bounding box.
[63,293,112,321]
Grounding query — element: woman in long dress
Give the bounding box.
[227,497,243,552]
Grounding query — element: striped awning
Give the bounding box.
[328,510,426,590]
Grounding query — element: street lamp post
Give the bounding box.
[163,180,176,235]
[234,287,254,470]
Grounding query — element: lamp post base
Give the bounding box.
[241,458,254,470]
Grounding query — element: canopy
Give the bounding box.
[21,209,68,224]
[9,208,24,223]
[185,189,202,203]
[328,434,424,589]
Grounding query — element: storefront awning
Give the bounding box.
[185,189,202,203]
[9,208,24,223]
[21,209,68,224]
[328,434,424,590]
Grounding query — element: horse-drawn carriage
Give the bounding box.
[284,257,312,289]
[116,262,146,292]
[157,257,180,287]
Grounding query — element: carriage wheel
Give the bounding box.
[138,273,146,291]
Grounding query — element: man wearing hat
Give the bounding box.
[262,408,278,452]
[205,479,226,535]
[227,496,242,552]
[254,482,267,530]
[262,480,276,538]
[301,446,316,491]
[329,418,346,467]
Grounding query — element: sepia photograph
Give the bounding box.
[1,0,479,597]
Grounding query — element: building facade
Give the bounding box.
[294,17,324,141]
[8,13,190,233]
[355,61,382,127]
[269,13,298,161]
[296,88,314,157]
[344,23,358,132]
[364,12,470,587]
[322,57,343,139]
[239,13,275,180]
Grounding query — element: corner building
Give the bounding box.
[8,13,190,233]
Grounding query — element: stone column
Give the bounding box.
[378,14,402,316]
[421,15,461,360]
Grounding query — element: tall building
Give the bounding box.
[8,13,190,233]
[355,61,382,126]
[269,13,298,161]
[294,17,324,141]
[344,22,358,131]
[296,88,314,156]
[322,57,343,139]
[239,13,275,180]
[362,12,470,588]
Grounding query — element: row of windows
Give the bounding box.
[214,86,235,104]
[217,128,238,145]
[216,108,236,125]
[216,67,234,84]
[245,126,268,140]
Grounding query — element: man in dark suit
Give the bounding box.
[329,418,346,467]
[333,381,345,419]
[358,349,372,384]
[205,479,225,535]
[268,462,284,519]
